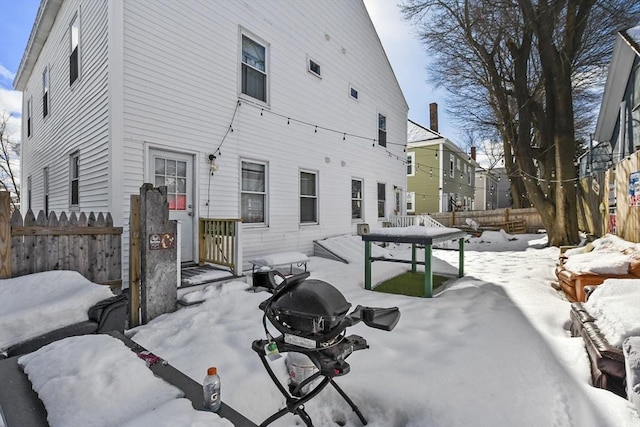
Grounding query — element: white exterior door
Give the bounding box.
[149,149,195,262]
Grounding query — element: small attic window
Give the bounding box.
[308,59,321,77]
[350,85,358,100]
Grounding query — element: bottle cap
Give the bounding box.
[207,367,217,375]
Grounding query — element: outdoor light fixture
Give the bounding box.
[206,153,219,174]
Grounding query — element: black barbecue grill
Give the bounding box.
[251,271,400,426]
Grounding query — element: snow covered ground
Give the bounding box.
[2,232,639,426]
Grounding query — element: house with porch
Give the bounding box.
[14,0,408,281]
[406,112,476,214]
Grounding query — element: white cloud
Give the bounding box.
[0,64,16,83]
[0,87,22,117]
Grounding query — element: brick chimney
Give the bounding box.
[470,146,476,161]
[429,102,438,133]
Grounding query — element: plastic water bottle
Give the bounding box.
[203,366,221,412]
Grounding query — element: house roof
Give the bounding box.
[593,25,640,143]
[13,0,63,91]
[407,119,474,164]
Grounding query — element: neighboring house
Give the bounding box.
[14,0,409,275]
[406,114,475,214]
[474,167,511,210]
[589,25,640,172]
[473,169,499,210]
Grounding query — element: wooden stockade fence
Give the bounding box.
[0,192,123,288]
[428,207,543,234]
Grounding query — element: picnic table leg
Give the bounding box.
[364,241,372,290]
[411,243,417,273]
[424,243,433,298]
[458,237,464,277]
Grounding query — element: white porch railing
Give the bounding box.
[388,215,445,228]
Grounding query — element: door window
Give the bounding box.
[155,157,188,210]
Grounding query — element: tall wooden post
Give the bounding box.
[129,195,141,327]
[139,184,178,324]
[0,192,11,279]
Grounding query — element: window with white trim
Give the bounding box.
[69,14,80,85]
[300,170,318,224]
[308,58,321,77]
[351,178,363,220]
[70,151,79,207]
[449,154,454,177]
[407,192,415,213]
[42,67,50,118]
[377,183,386,218]
[241,34,267,102]
[378,113,386,147]
[241,160,267,224]
[43,167,49,215]
[349,85,358,100]
[27,97,32,137]
[407,152,415,176]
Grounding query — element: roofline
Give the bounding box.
[620,27,640,57]
[14,0,64,91]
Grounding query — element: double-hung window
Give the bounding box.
[70,152,79,207]
[241,161,267,224]
[70,14,80,85]
[43,67,50,118]
[241,34,267,102]
[351,178,363,220]
[378,113,386,147]
[449,154,454,177]
[407,152,415,176]
[377,183,386,218]
[300,171,318,224]
[407,192,415,213]
[26,97,32,137]
[43,167,49,215]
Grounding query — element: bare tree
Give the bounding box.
[0,113,20,210]
[402,0,640,246]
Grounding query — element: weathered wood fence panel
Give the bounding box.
[0,191,123,287]
[428,208,543,234]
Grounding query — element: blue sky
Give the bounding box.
[0,0,456,145]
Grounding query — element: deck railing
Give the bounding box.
[388,215,445,228]
[198,218,242,276]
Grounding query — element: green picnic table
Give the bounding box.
[361,228,467,297]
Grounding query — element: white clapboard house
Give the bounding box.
[15,0,408,278]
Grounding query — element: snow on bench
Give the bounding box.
[249,251,309,274]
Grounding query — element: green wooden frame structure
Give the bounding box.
[362,229,467,297]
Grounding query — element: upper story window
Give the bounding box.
[351,178,363,220]
[300,170,318,224]
[407,152,415,176]
[449,154,454,178]
[241,160,267,224]
[70,151,79,207]
[378,113,386,147]
[27,175,32,211]
[308,58,321,78]
[350,85,358,100]
[26,97,32,137]
[241,34,267,102]
[69,14,80,85]
[42,67,50,118]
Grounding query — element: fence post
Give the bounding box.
[0,192,11,279]
[504,208,510,222]
[139,184,177,324]
[129,195,141,327]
